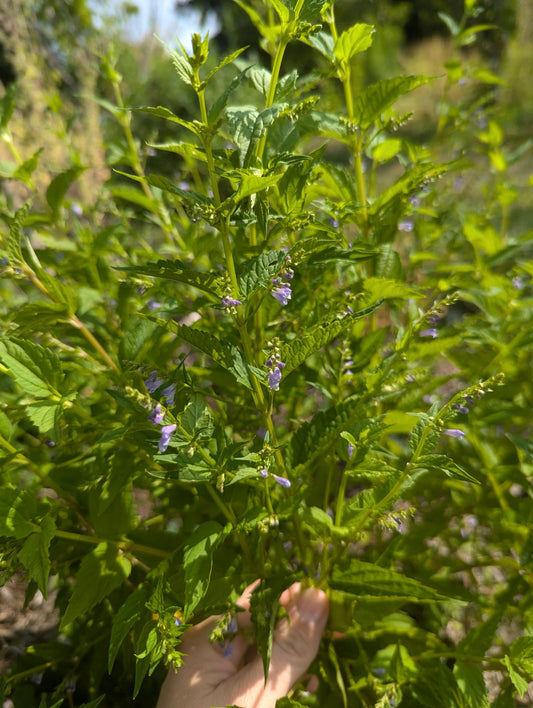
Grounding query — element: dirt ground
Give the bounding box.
[0,577,59,675]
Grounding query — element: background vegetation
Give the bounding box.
[1,1,533,706]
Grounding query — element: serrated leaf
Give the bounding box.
[148,317,253,389]
[0,338,61,397]
[208,67,251,124]
[307,30,335,59]
[180,393,213,439]
[183,521,229,620]
[157,38,194,85]
[60,543,132,630]
[334,23,374,64]
[6,202,29,266]
[119,316,158,362]
[225,170,282,205]
[248,66,272,99]
[0,487,37,539]
[281,301,383,374]
[364,277,419,301]
[117,260,219,297]
[510,636,533,675]
[503,655,529,697]
[18,515,56,598]
[108,585,150,673]
[13,301,70,330]
[331,558,454,603]
[353,75,433,130]
[289,396,362,469]
[454,661,490,708]
[237,250,287,299]
[414,454,479,484]
[26,400,61,437]
[46,166,86,219]
[296,0,327,23]
[34,267,78,313]
[250,579,284,683]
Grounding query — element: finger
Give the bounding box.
[217,585,329,708]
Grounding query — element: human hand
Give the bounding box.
[156,581,329,708]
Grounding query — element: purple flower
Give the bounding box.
[452,403,469,415]
[443,428,465,439]
[420,328,438,339]
[398,219,414,232]
[145,372,164,393]
[273,475,291,488]
[271,284,291,306]
[221,296,242,308]
[162,383,176,406]
[146,297,162,311]
[149,403,164,425]
[259,468,269,479]
[158,423,177,452]
[512,276,524,290]
[268,366,282,391]
[347,443,354,459]
[174,617,182,627]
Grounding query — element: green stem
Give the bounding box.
[54,529,170,559]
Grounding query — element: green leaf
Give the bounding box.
[457,608,504,656]
[281,301,383,375]
[108,585,150,673]
[0,81,16,133]
[510,636,533,675]
[208,67,251,124]
[108,184,159,212]
[413,454,480,484]
[206,46,248,83]
[119,316,158,363]
[14,147,43,184]
[454,661,490,708]
[78,698,105,708]
[33,267,79,313]
[248,66,272,99]
[0,487,37,539]
[148,317,253,389]
[503,655,529,697]
[364,277,419,301]
[117,260,220,297]
[237,250,287,300]
[224,170,282,206]
[180,393,214,439]
[307,30,335,60]
[130,106,200,135]
[334,23,374,65]
[250,579,283,683]
[158,39,194,86]
[183,521,229,620]
[0,338,61,397]
[353,75,434,130]
[297,0,328,24]
[45,165,86,219]
[330,558,454,602]
[60,542,132,630]
[18,515,56,598]
[26,400,62,437]
[6,201,29,266]
[289,396,362,469]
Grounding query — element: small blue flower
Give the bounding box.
[271,284,291,306]
[162,383,176,406]
[268,367,282,391]
[398,219,414,232]
[347,443,354,459]
[273,474,291,488]
[259,468,269,479]
[420,328,438,338]
[145,372,164,393]
[452,403,469,415]
[221,296,242,308]
[159,423,177,452]
[444,428,465,439]
[149,403,164,425]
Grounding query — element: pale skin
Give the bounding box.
[156,582,329,708]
